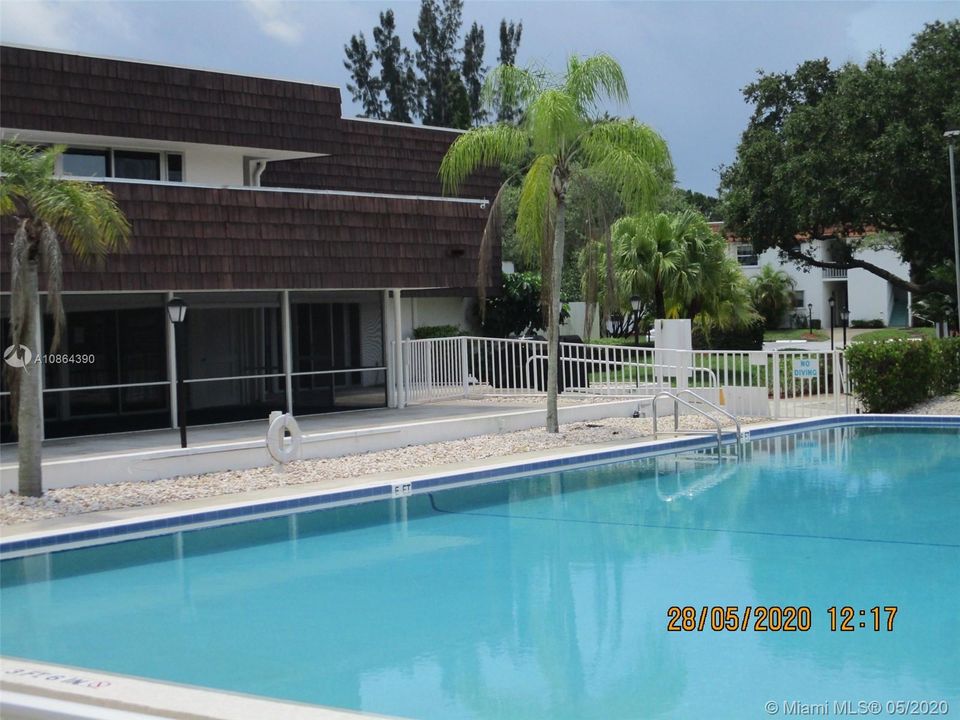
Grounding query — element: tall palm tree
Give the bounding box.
[440,55,670,432]
[750,264,796,329]
[1,141,130,496]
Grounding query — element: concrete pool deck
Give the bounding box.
[0,398,648,493]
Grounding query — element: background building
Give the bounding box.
[713,222,912,330]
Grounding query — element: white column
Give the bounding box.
[281,290,293,414]
[394,288,405,408]
[384,290,396,408]
[165,291,178,428]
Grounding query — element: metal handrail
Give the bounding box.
[673,388,742,447]
[650,390,742,458]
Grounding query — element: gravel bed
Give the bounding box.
[1,414,756,526]
[2,394,957,527]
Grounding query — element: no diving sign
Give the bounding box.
[793,358,820,379]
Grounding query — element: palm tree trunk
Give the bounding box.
[546,198,566,434]
[18,260,43,497]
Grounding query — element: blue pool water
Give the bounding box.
[1,426,958,719]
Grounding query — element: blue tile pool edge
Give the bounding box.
[2,414,958,559]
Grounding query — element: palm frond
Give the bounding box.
[481,64,546,114]
[476,181,512,319]
[30,179,130,259]
[563,54,629,113]
[525,89,582,155]
[439,124,529,194]
[579,120,672,211]
[515,154,555,265]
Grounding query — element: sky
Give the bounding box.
[1,1,956,196]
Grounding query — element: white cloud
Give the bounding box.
[0,1,75,48]
[244,0,302,45]
[0,1,137,50]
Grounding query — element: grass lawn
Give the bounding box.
[764,328,830,341]
[850,326,937,343]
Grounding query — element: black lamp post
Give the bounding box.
[807,303,813,335]
[828,295,836,351]
[840,306,850,348]
[630,295,642,345]
[166,297,188,448]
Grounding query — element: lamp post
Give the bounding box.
[828,295,836,351]
[166,297,188,448]
[840,306,849,348]
[945,130,960,334]
[807,302,813,335]
[630,295,642,346]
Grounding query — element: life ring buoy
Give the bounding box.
[266,413,302,464]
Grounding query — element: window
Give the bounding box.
[62,148,109,178]
[736,243,758,266]
[114,151,160,181]
[59,148,183,182]
[166,154,183,182]
[792,291,805,308]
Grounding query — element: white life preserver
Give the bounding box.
[266,413,303,464]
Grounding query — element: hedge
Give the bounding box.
[413,325,462,339]
[845,337,960,412]
[692,321,765,351]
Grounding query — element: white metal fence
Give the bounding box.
[392,336,855,419]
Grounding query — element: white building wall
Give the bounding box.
[560,301,601,339]
[732,240,912,328]
[184,145,246,185]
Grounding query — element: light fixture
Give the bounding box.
[166,297,187,324]
[630,295,642,312]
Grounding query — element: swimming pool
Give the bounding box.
[2,419,958,719]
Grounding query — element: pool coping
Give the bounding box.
[0,657,402,720]
[3,413,957,559]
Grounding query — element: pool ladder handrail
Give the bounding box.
[650,389,743,458]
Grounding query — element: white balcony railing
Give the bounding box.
[822,266,848,279]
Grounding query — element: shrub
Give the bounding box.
[693,320,765,350]
[845,338,960,412]
[851,319,885,328]
[932,336,960,395]
[413,325,462,339]
[589,337,655,348]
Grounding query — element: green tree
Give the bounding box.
[462,21,486,126]
[440,54,670,432]
[750,265,797,329]
[373,10,418,123]
[720,21,960,304]
[611,209,754,329]
[1,142,130,496]
[415,0,468,128]
[496,19,523,122]
[343,32,383,118]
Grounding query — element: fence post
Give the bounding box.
[461,336,470,398]
[772,350,781,419]
[832,349,841,415]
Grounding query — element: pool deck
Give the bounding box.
[0,398,647,493]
